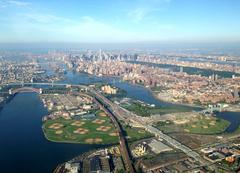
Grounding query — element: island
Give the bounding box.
[41,90,152,145]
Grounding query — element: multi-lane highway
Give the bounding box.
[91,89,204,164]
[93,96,136,173]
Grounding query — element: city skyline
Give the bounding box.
[0,0,240,43]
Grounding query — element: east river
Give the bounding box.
[0,71,240,173]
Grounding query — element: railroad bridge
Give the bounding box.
[9,87,42,95]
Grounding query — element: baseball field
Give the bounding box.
[42,111,119,144]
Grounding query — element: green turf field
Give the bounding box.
[122,101,193,117]
[154,115,230,135]
[42,112,119,144]
[182,116,230,134]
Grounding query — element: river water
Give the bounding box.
[0,93,101,173]
[0,71,240,173]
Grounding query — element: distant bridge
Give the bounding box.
[9,87,42,95]
[0,82,88,95]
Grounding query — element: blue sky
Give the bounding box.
[0,0,239,43]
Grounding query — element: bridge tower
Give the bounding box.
[208,105,213,114]
[66,84,71,88]
[9,89,12,95]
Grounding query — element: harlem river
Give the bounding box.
[0,71,240,173]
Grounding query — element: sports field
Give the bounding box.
[42,111,119,144]
[154,115,230,135]
[182,116,230,134]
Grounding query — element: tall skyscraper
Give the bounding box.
[234,88,239,99]
[99,49,102,61]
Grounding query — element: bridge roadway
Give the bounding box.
[90,89,205,164]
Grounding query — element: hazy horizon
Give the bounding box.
[0,0,239,43]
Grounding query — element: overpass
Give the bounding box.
[90,89,206,165]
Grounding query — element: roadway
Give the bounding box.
[93,96,136,173]
[90,89,205,164]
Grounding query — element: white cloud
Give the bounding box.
[58,16,138,42]
[127,0,171,23]
[128,8,149,22]
[22,13,63,23]
[18,12,74,24]
[8,0,30,6]
[1,12,176,42]
[0,0,30,8]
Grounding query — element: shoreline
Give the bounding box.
[76,70,204,109]
[68,70,236,110]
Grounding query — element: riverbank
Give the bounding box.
[150,88,204,109]
[73,70,204,110]
[127,60,240,78]
[0,94,15,110]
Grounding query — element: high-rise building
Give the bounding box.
[99,49,102,61]
[234,88,239,99]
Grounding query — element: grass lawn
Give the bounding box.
[122,101,193,117]
[154,116,230,135]
[181,116,230,134]
[154,121,183,133]
[42,114,119,144]
[121,124,154,142]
